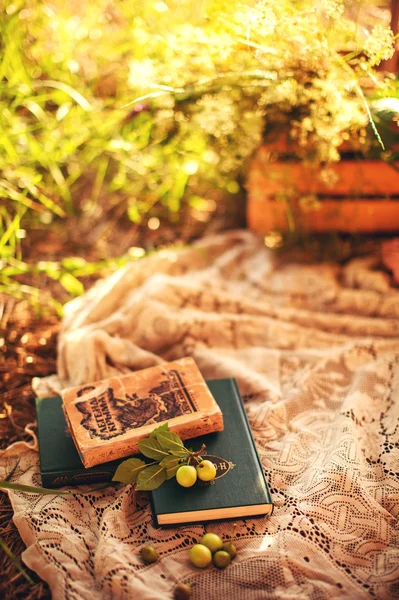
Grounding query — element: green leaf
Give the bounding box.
[59,272,84,296]
[149,422,170,438]
[155,430,185,452]
[165,466,180,480]
[137,437,170,461]
[160,456,181,480]
[61,257,87,271]
[112,458,148,484]
[159,456,181,469]
[169,449,190,458]
[127,204,141,224]
[136,465,166,491]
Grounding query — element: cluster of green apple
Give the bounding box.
[141,530,237,570]
[113,423,222,492]
[189,532,237,569]
[176,459,217,487]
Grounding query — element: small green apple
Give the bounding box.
[173,582,192,600]
[189,544,212,568]
[176,465,197,488]
[200,532,223,553]
[141,545,158,564]
[196,459,217,482]
[222,541,237,558]
[213,550,231,569]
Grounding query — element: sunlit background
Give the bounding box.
[1,6,399,598]
[1,0,398,308]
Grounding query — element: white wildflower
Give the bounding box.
[128,59,157,89]
[321,0,344,20]
[195,94,236,138]
[364,25,395,66]
[255,1,277,37]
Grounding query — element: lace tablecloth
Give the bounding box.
[1,230,398,599]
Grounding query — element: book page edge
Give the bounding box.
[157,503,274,525]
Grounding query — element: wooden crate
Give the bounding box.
[246,148,399,233]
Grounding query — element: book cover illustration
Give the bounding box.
[62,357,224,468]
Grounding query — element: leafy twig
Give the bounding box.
[112,423,207,491]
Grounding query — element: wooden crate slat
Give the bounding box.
[247,158,399,196]
[247,197,399,233]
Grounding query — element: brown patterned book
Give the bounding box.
[61,357,224,468]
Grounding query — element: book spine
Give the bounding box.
[41,470,115,489]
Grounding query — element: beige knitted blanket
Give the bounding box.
[1,230,399,599]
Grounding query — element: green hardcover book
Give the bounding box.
[36,396,123,487]
[150,378,273,526]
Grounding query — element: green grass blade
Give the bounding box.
[4,459,20,482]
[0,537,35,585]
[0,480,71,495]
[33,80,92,111]
[0,208,26,255]
[48,164,73,213]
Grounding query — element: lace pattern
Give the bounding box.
[1,231,398,599]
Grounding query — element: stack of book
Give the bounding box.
[36,357,273,526]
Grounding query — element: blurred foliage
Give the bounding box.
[0,0,398,307]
